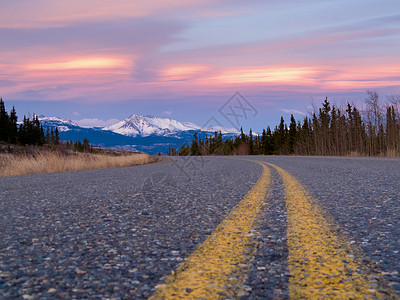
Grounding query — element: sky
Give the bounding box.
[1,0,400,132]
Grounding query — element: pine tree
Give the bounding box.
[9,106,18,144]
[240,127,246,143]
[46,127,50,144]
[55,127,60,145]
[34,115,44,146]
[273,117,287,154]
[346,103,354,153]
[330,106,338,155]
[288,114,297,154]
[190,132,200,155]
[214,131,224,155]
[249,129,254,155]
[0,98,10,142]
[50,128,55,145]
[337,110,348,155]
[179,144,189,156]
[261,129,268,155]
[318,97,331,155]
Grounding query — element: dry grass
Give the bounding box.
[0,151,155,177]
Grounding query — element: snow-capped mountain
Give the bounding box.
[104,114,239,137]
[39,114,239,154]
[104,114,202,137]
[38,116,78,132]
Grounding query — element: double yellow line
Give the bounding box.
[150,160,397,299]
[273,163,395,299]
[150,162,271,299]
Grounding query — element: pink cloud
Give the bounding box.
[0,0,230,28]
[160,65,212,81]
[1,1,399,103]
[321,65,400,90]
[5,60,400,102]
[211,66,320,85]
[26,57,129,71]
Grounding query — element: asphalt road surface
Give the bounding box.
[1,156,399,299]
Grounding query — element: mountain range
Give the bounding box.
[39,115,239,154]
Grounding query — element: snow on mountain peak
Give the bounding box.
[104,114,204,137]
[205,126,240,135]
[38,116,81,132]
[39,116,77,125]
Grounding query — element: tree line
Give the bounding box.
[0,98,47,146]
[169,92,400,157]
[0,98,93,152]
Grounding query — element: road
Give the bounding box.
[0,156,399,299]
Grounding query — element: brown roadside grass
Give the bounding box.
[0,151,155,177]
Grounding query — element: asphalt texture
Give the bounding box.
[0,156,399,299]
[254,156,400,298]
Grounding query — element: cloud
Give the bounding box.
[26,57,127,70]
[0,17,184,95]
[213,66,319,85]
[73,118,120,127]
[160,65,212,81]
[0,18,182,55]
[163,110,173,116]
[280,109,306,116]
[0,0,228,28]
[1,0,399,104]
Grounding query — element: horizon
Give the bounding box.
[1,1,399,132]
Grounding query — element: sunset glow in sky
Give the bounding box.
[1,0,400,130]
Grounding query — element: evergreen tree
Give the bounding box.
[55,127,60,145]
[0,98,10,142]
[216,131,223,154]
[261,129,268,155]
[346,103,354,153]
[273,117,287,154]
[318,97,331,155]
[51,128,55,144]
[248,129,254,155]
[46,127,50,144]
[288,114,297,154]
[240,127,246,143]
[179,144,189,156]
[190,132,200,155]
[330,106,338,155]
[9,106,18,144]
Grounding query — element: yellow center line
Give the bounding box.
[149,162,271,299]
[263,162,397,299]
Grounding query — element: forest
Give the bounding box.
[170,91,400,157]
[0,98,92,152]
